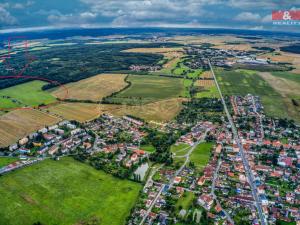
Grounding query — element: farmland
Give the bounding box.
[107,75,185,104]
[51,74,128,101]
[0,157,141,225]
[47,103,102,122]
[0,81,57,109]
[259,51,300,74]
[194,70,218,98]
[0,109,60,147]
[47,97,184,124]
[258,72,300,123]
[107,98,185,122]
[216,69,291,121]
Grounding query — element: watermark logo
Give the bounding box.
[272,10,300,25]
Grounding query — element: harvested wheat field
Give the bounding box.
[258,51,300,74]
[258,72,300,97]
[47,103,107,122]
[51,74,128,101]
[0,109,60,147]
[200,71,213,79]
[107,98,185,122]
[213,43,253,51]
[195,79,215,88]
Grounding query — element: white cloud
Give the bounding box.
[234,12,261,22]
[229,0,278,9]
[48,10,98,25]
[0,6,17,26]
[261,14,272,23]
[80,11,97,19]
[1,1,35,10]
[79,0,216,27]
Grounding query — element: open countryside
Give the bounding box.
[51,74,128,101]
[0,157,141,225]
[0,81,57,109]
[0,22,300,225]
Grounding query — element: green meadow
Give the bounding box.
[0,157,141,225]
[109,75,185,104]
[0,157,19,167]
[190,142,213,170]
[0,80,56,109]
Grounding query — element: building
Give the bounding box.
[198,194,214,210]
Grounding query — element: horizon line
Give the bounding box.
[0,25,299,35]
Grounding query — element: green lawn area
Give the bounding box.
[190,142,213,170]
[216,69,287,119]
[110,75,184,104]
[183,79,193,97]
[275,221,296,225]
[0,157,141,225]
[140,144,156,153]
[0,157,19,167]
[187,69,202,79]
[176,192,195,212]
[173,63,189,76]
[0,80,57,109]
[195,85,219,98]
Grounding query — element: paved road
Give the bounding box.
[208,60,267,225]
[211,158,235,225]
[139,130,208,225]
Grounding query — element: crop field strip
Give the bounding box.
[46,103,102,122]
[195,79,215,88]
[50,73,129,101]
[0,109,60,147]
[107,98,186,122]
[106,75,185,104]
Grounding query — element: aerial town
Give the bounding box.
[1,90,299,225]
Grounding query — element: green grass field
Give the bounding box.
[195,85,219,98]
[0,157,141,225]
[171,143,190,157]
[140,144,156,153]
[216,69,288,119]
[0,81,56,109]
[109,75,184,104]
[0,157,18,167]
[272,71,300,84]
[190,142,213,170]
[187,69,202,79]
[173,63,190,76]
[176,192,195,213]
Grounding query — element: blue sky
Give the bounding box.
[0,0,299,32]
